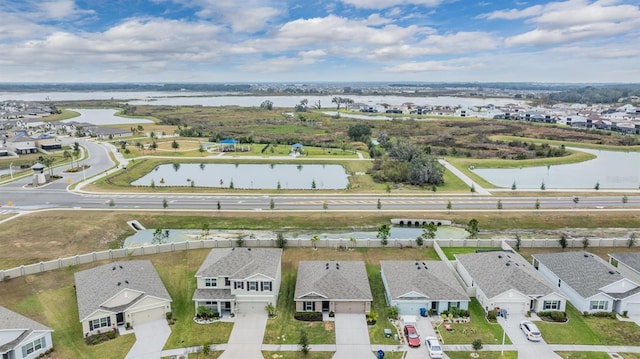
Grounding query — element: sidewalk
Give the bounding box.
[438,159,491,195]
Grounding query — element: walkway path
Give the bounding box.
[438,159,491,195]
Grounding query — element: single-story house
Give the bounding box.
[74,260,172,337]
[193,247,282,315]
[533,251,640,315]
[380,260,469,315]
[0,306,53,359]
[610,252,640,285]
[295,261,372,314]
[456,251,567,315]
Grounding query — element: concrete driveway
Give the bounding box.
[500,314,561,359]
[219,312,267,359]
[334,313,376,359]
[405,316,439,359]
[125,319,171,359]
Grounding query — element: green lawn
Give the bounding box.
[446,351,517,359]
[555,352,614,359]
[263,268,335,345]
[174,351,223,359]
[262,351,334,359]
[536,303,640,345]
[367,264,401,345]
[439,299,511,345]
[439,247,503,260]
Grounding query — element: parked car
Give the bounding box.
[519,320,542,341]
[425,336,444,358]
[403,325,421,347]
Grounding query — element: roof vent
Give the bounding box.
[415,262,419,265]
[325,263,329,269]
[119,265,123,269]
[248,248,251,251]
[506,262,511,266]
[609,270,615,274]
[422,262,426,265]
[112,266,116,270]
[125,280,129,284]
[417,266,421,270]
[336,263,340,270]
[584,254,589,258]
[117,282,121,286]
[498,255,502,259]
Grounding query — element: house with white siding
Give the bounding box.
[0,306,53,359]
[609,252,640,285]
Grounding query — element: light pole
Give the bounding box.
[9,162,13,179]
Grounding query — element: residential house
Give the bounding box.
[193,248,282,315]
[610,253,640,292]
[533,252,640,315]
[295,261,372,314]
[380,260,469,315]
[5,135,37,154]
[0,306,53,359]
[74,260,172,337]
[456,251,566,315]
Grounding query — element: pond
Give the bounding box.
[131,163,349,189]
[123,226,470,247]
[472,148,640,189]
[64,108,154,125]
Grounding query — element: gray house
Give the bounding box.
[609,252,640,285]
[380,260,469,315]
[193,248,282,315]
[74,260,172,337]
[456,251,566,315]
[295,261,372,314]
[0,306,53,359]
[533,251,640,315]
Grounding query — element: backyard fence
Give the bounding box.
[0,237,632,282]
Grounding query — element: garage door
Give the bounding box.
[493,302,526,315]
[398,302,428,316]
[131,306,165,326]
[335,302,365,313]
[626,303,640,315]
[236,301,266,314]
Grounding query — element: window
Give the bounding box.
[248,281,258,291]
[304,302,314,311]
[89,316,111,331]
[590,300,609,311]
[204,278,217,287]
[225,277,230,286]
[234,281,244,290]
[543,300,561,310]
[22,337,46,356]
[261,282,272,291]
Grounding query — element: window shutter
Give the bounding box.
[89,320,94,331]
[107,317,111,327]
[260,282,264,291]
[42,336,47,348]
[22,345,28,357]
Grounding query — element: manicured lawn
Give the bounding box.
[372,351,404,359]
[536,303,640,345]
[176,351,223,359]
[439,299,511,345]
[446,351,517,359]
[439,247,503,260]
[262,351,334,359]
[554,352,613,359]
[367,263,401,345]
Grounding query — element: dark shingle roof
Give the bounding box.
[295,261,372,301]
[195,248,282,280]
[381,261,468,301]
[74,260,172,321]
[456,252,557,298]
[533,251,635,298]
[0,306,52,354]
[610,252,640,274]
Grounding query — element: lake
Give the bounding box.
[131,163,349,189]
[65,108,154,125]
[473,148,640,189]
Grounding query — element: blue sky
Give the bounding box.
[0,0,638,83]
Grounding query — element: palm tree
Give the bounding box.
[310,235,320,250]
[349,236,357,250]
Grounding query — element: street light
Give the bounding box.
[9,162,13,179]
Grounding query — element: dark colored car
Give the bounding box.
[403,325,421,347]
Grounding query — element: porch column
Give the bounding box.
[217,301,222,315]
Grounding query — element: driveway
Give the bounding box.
[219,312,267,359]
[125,319,171,359]
[405,316,440,359]
[629,314,640,327]
[334,313,376,359]
[500,314,561,359]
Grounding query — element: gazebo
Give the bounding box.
[219,139,238,152]
[291,143,304,153]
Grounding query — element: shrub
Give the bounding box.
[386,306,399,320]
[486,310,497,321]
[587,311,616,319]
[166,312,173,320]
[294,312,322,322]
[538,311,567,322]
[472,339,483,351]
[329,311,335,318]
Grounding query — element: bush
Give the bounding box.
[294,312,322,322]
[472,338,483,351]
[386,306,399,320]
[329,311,335,318]
[166,312,173,320]
[586,311,616,319]
[538,311,567,322]
[486,310,497,321]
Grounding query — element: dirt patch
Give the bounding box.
[324,321,334,331]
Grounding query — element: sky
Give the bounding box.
[0,0,639,83]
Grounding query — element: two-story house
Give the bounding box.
[192,248,282,315]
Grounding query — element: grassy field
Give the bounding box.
[494,135,640,152]
[555,352,640,359]
[262,352,334,359]
[445,352,518,359]
[439,247,503,260]
[438,299,511,345]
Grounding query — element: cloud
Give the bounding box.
[385,58,483,72]
[37,0,95,21]
[235,55,320,73]
[340,0,444,9]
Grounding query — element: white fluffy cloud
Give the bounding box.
[385,58,483,72]
[340,0,444,9]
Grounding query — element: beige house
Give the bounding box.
[193,248,283,315]
[74,260,172,337]
[294,261,372,314]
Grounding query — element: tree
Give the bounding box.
[347,123,372,142]
[152,228,169,244]
[270,199,275,211]
[311,180,316,189]
[622,195,629,206]
[470,183,476,193]
[582,237,590,249]
[407,154,445,186]
[171,140,179,151]
[217,201,221,210]
[540,181,546,190]
[276,233,287,248]
[151,141,158,151]
[236,235,245,247]
[535,198,540,211]
[265,303,276,318]
[376,198,382,211]
[472,339,483,352]
[511,181,517,190]
[497,199,503,210]
[331,96,342,110]
[260,100,273,110]
[377,224,390,247]
[310,235,319,249]
[162,198,168,209]
[299,330,309,355]
[415,235,424,247]
[38,156,55,177]
[201,223,210,239]
[628,233,637,248]
[594,181,600,190]
[515,233,522,251]
[559,234,568,250]
[446,200,452,213]
[422,222,438,241]
[198,143,205,155]
[322,201,328,211]
[466,218,479,239]
[572,196,580,208]
[385,184,391,195]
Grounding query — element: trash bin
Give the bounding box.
[377,349,385,359]
[420,308,427,317]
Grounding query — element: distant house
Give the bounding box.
[380,260,469,316]
[5,135,37,154]
[533,251,640,315]
[74,260,172,337]
[610,252,640,285]
[193,248,282,315]
[456,251,566,315]
[294,261,372,314]
[0,306,54,359]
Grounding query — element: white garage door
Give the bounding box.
[131,306,165,326]
[236,301,266,314]
[493,302,526,315]
[335,301,365,313]
[626,302,640,315]
[398,302,428,316]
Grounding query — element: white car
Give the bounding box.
[519,320,542,341]
[424,336,444,358]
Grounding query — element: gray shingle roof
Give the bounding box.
[610,252,640,274]
[380,261,469,301]
[456,251,558,298]
[295,261,372,301]
[74,260,172,321]
[0,306,52,354]
[193,288,234,301]
[533,251,635,299]
[195,248,282,280]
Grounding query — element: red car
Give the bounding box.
[404,325,421,347]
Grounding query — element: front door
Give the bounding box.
[116,312,125,326]
[322,301,330,312]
